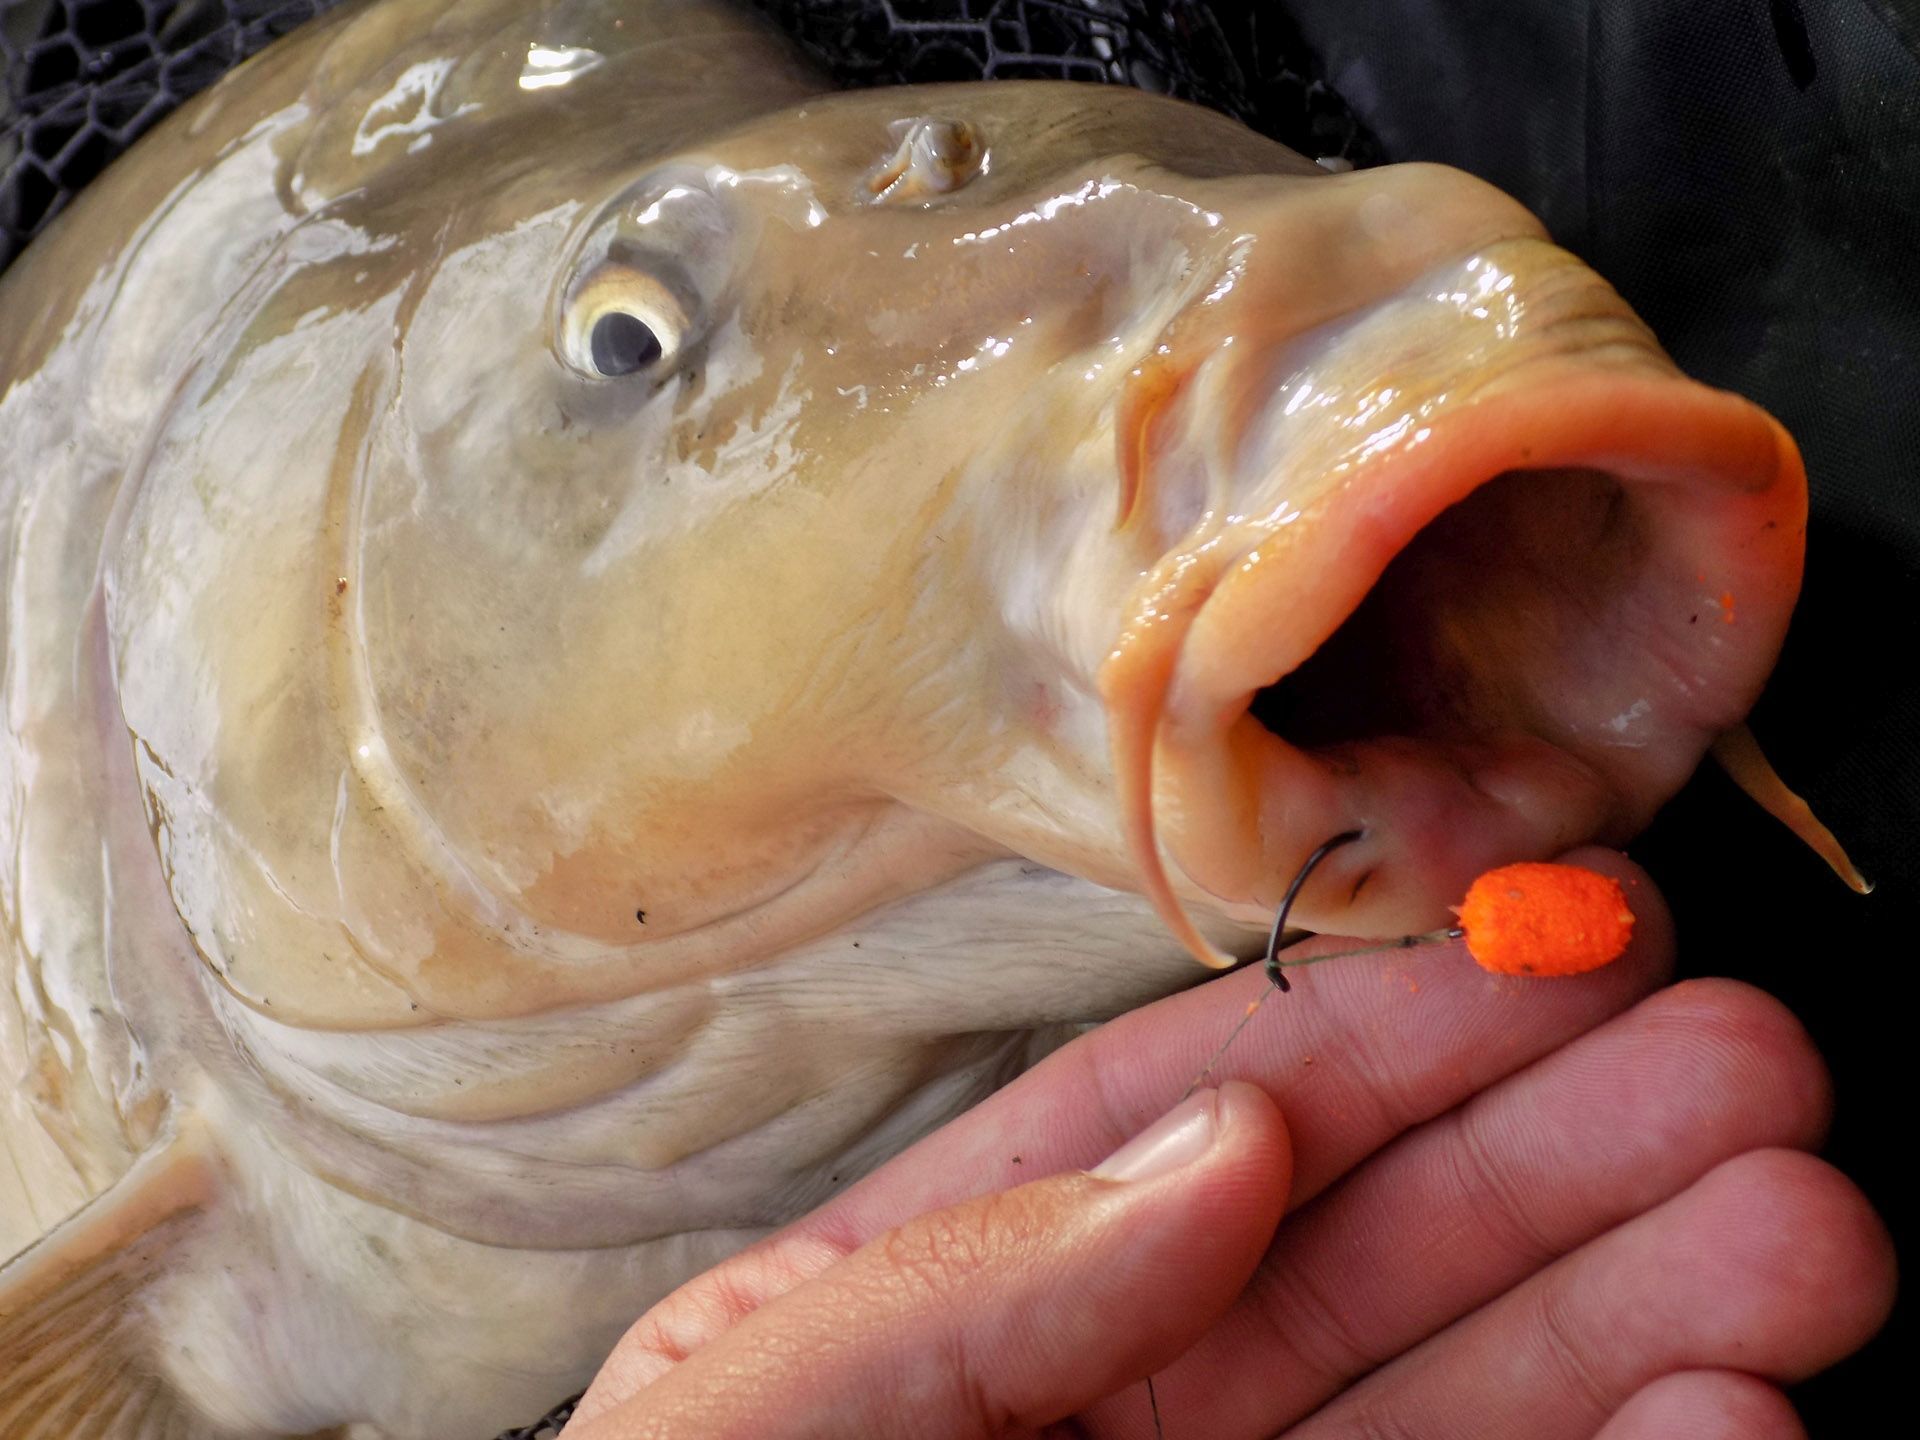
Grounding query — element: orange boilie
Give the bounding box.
[1455,862,1636,977]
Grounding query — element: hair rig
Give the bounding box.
[1184,832,1638,1098]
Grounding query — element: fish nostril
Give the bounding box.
[867,117,987,203]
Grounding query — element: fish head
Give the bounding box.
[490,81,1798,954]
[319,84,1351,1000]
[345,84,1386,987]
[107,81,1801,1027]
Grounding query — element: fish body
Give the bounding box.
[0,0,1805,1435]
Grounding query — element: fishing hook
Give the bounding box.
[1179,828,1364,1101]
[1261,829,1365,991]
[1153,828,1366,1437]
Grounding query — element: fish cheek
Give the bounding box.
[106,298,431,1026]
[355,411,907,948]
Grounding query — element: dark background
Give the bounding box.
[4,1,1912,1433]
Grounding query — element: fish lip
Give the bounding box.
[1102,366,1807,962]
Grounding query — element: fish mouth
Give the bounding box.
[1101,253,1806,959]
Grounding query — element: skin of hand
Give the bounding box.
[561,849,1897,1440]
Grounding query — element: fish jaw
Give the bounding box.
[1100,235,1805,952]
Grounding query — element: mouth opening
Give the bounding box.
[1243,460,1729,858]
[1105,371,1807,962]
[1252,466,1643,761]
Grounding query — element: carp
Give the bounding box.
[0,0,1805,1434]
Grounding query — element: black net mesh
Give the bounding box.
[0,0,335,265]
[494,1395,576,1440]
[749,0,1375,161]
[0,0,1376,271]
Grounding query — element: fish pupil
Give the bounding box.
[590,311,663,376]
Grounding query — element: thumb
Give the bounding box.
[567,1080,1290,1440]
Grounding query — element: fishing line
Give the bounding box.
[1179,829,1363,1102]
[1145,839,1644,1436]
[1150,828,1360,1438]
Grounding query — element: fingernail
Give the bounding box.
[1090,1089,1220,1182]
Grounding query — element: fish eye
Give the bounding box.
[590,312,662,376]
[561,263,692,380]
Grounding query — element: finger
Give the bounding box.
[1594,1371,1807,1440]
[590,847,1667,1399]
[1290,1149,1897,1440]
[565,1082,1289,1440]
[818,846,1673,1237]
[1085,977,1834,1436]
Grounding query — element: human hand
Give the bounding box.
[562,850,1895,1439]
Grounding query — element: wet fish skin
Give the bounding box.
[0,0,1805,1435]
